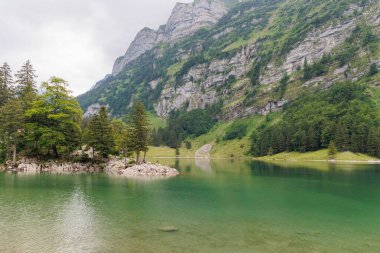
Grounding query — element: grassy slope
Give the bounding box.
[147,115,266,159]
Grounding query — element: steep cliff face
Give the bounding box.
[163,0,227,43]
[155,44,255,117]
[78,0,380,120]
[111,0,227,76]
[112,28,158,76]
[156,1,380,119]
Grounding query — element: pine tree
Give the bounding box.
[328,140,337,159]
[0,99,24,164]
[86,106,114,158]
[0,62,13,88]
[15,60,37,97]
[0,63,13,106]
[185,141,192,150]
[306,126,319,151]
[367,128,380,158]
[15,60,38,111]
[13,61,38,153]
[127,102,150,164]
[335,123,349,151]
[303,58,312,80]
[368,63,378,77]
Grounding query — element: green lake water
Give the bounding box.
[1,159,380,253]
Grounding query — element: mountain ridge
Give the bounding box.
[78,0,380,120]
[111,0,228,77]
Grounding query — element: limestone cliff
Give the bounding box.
[112,0,227,76]
[78,0,380,120]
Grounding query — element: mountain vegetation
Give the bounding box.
[75,0,380,159]
[251,82,380,158]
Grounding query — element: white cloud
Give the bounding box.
[0,0,192,95]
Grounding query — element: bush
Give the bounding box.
[185,141,192,149]
[72,153,92,163]
[368,63,379,77]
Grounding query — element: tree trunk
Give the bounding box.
[52,145,59,158]
[136,151,140,164]
[143,151,147,163]
[124,148,128,168]
[12,144,17,165]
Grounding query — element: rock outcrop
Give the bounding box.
[83,103,109,119]
[163,0,227,43]
[112,0,227,76]
[112,28,159,75]
[155,45,255,116]
[261,19,357,85]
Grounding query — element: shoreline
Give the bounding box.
[151,155,380,164]
[254,158,380,164]
[0,158,179,178]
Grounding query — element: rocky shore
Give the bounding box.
[105,158,179,179]
[0,158,179,179]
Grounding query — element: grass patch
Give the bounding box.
[167,61,186,76]
[148,112,166,129]
[146,146,195,159]
[258,149,378,161]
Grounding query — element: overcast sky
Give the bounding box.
[0,0,192,95]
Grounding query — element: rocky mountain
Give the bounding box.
[78,0,380,120]
[111,0,228,76]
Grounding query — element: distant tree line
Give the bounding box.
[251,82,380,158]
[0,61,150,164]
[150,101,223,149]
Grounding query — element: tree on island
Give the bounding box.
[15,60,38,111]
[112,119,131,167]
[0,99,24,164]
[85,106,114,158]
[0,63,14,106]
[15,60,39,154]
[26,77,82,158]
[127,102,150,164]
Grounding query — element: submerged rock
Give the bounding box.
[158,226,179,233]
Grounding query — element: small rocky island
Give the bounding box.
[0,158,179,179]
[105,158,179,178]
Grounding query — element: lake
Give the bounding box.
[1,159,380,253]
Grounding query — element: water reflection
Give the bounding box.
[2,160,380,252]
[53,188,103,253]
[195,157,212,172]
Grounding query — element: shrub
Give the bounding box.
[368,63,379,77]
